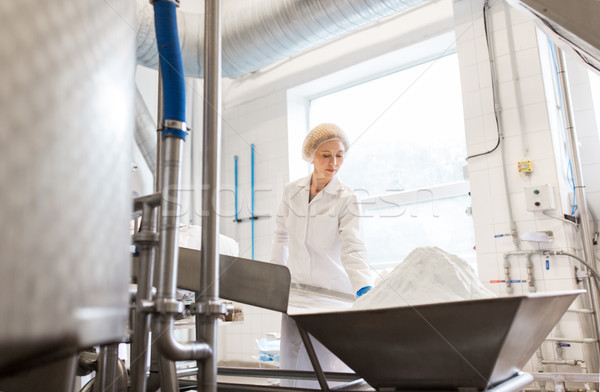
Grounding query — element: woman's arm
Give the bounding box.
[338,193,375,293]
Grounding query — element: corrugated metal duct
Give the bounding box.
[136,0,431,78]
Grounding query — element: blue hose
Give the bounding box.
[153,0,187,140]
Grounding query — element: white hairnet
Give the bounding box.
[302,123,349,163]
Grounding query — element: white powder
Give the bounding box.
[353,247,495,310]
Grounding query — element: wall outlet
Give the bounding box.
[524,184,556,211]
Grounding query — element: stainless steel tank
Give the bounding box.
[0,0,135,371]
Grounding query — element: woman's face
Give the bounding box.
[313,140,345,182]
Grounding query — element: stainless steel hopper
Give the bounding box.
[291,291,582,390]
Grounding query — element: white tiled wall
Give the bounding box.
[454,0,599,379]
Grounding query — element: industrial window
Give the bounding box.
[309,53,475,268]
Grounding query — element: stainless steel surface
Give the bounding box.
[135,86,157,178]
[135,0,430,78]
[0,354,78,392]
[197,2,223,391]
[131,200,159,392]
[288,283,355,315]
[298,327,330,391]
[94,344,120,392]
[178,249,291,313]
[0,0,133,371]
[555,47,600,373]
[506,0,600,73]
[292,291,581,390]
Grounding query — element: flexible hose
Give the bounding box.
[153,0,187,140]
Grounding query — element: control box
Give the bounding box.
[524,184,556,211]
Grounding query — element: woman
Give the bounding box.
[271,123,374,387]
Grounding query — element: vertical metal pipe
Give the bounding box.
[555,46,600,374]
[157,136,184,299]
[251,143,255,260]
[197,1,222,391]
[94,344,120,392]
[130,203,157,392]
[154,67,179,392]
[158,357,179,392]
[156,69,164,193]
[234,155,239,222]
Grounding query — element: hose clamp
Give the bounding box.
[190,300,230,316]
[149,0,180,6]
[133,231,159,245]
[163,119,187,131]
[155,298,185,315]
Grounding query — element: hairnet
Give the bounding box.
[302,123,349,163]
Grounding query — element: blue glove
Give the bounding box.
[356,286,372,297]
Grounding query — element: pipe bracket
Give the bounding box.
[149,0,180,6]
[133,231,159,245]
[155,298,184,315]
[190,300,230,316]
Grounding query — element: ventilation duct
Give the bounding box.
[135,87,157,177]
[136,0,431,78]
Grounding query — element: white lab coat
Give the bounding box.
[271,174,374,387]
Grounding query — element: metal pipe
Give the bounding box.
[116,357,128,392]
[158,353,180,392]
[532,373,600,383]
[154,136,212,361]
[196,1,222,392]
[298,327,330,391]
[77,351,99,376]
[94,344,120,392]
[180,367,359,382]
[555,46,600,374]
[503,255,514,295]
[151,66,184,392]
[526,253,536,292]
[131,199,159,392]
[251,144,255,259]
[544,337,597,344]
[541,360,582,366]
[156,68,164,193]
[535,348,547,392]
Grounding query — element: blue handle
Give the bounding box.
[356,286,372,297]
